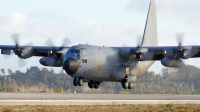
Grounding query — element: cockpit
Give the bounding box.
[68,48,88,54]
[63,46,89,76]
[65,46,88,63]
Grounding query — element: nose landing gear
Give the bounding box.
[73,78,78,86]
[73,77,83,86]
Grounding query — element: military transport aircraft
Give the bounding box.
[0,0,199,89]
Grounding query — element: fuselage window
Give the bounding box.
[82,59,87,63]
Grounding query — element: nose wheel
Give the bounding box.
[73,78,78,86]
[73,77,83,86]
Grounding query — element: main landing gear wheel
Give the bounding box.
[88,81,100,89]
[94,82,100,89]
[121,81,134,89]
[121,81,128,89]
[73,78,78,86]
[78,78,83,86]
[88,81,94,88]
[128,83,134,89]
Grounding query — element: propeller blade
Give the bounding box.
[18,58,27,67]
[45,38,54,46]
[59,38,72,54]
[45,37,72,56]
[11,33,20,47]
[22,42,33,55]
[62,37,72,47]
[175,32,184,46]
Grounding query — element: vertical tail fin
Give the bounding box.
[141,0,158,46]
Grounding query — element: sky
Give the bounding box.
[0,0,200,74]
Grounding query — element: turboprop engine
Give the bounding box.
[39,57,62,67]
[120,47,149,61]
[14,46,34,59]
[161,57,184,68]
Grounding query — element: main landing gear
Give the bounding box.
[88,81,100,89]
[121,80,134,89]
[73,78,101,89]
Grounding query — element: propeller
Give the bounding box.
[44,37,72,66]
[134,35,143,59]
[45,37,71,52]
[8,33,34,67]
[174,32,186,66]
[18,58,27,67]
[176,32,184,47]
[11,33,19,48]
[175,32,185,58]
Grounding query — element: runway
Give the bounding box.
[0,93,200,105]
[0,93,200,100]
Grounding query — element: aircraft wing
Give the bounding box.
[148,46,200,60]
[0,45,70,58]
[120,45,200,60]
[120,45,200,68]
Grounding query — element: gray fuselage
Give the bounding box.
[63,44,154,82]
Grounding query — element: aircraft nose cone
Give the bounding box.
[63,58,79,75]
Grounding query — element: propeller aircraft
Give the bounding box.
[0,0,198,89]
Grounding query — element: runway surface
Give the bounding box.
[0,93,200,100]
[0,93,200,105]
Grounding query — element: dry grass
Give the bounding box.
[0,104,200,112]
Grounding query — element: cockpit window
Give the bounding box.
[70,49,75,53]
[81,48,88,55]
[75,50,80,54]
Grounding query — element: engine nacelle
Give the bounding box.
[39,57,62,67]
[20,47,34,59]
[161,57,184,68]
[14,47,34,59]
[110,65,126,80]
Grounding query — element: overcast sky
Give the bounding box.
[0,0,200,74]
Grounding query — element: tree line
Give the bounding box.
[0,65,200,94]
